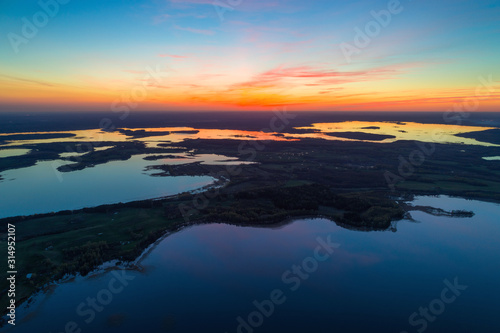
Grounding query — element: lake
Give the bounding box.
[5,196,499,333]
[0,122,496,147]
[0,121,496,219]
[0,154,215,219]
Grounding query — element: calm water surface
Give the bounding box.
[5,196,500,333]
[0,155,215,219]
[0,149,31,158]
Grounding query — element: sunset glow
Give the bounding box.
[1,0,499,111]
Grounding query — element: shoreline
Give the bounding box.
[1,211,398,328]
[0,190,484,327]
[2,187,499,223]
[0,191,484,328]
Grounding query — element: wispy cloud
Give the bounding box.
[174,24,215,35]
[168,0,298,12]
[122,70,144,74]
[153,14,171,24]
[229,64,400,90]
[0,75,55,87]
[158,54,189,59]
[169,0,214,5]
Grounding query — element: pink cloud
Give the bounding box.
[229,65,398,90]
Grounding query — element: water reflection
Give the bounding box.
[0,121,496,150]
[0,148,31,158]
[295,121,498,146]
[0,155,215,219]
[6,196,500,333]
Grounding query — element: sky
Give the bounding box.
[1,0,500,112]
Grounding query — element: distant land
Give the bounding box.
[1,111,500,133]
[455,128,500,145]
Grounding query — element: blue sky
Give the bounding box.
[1,0,499,111]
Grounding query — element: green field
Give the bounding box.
[2,136,500,314]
